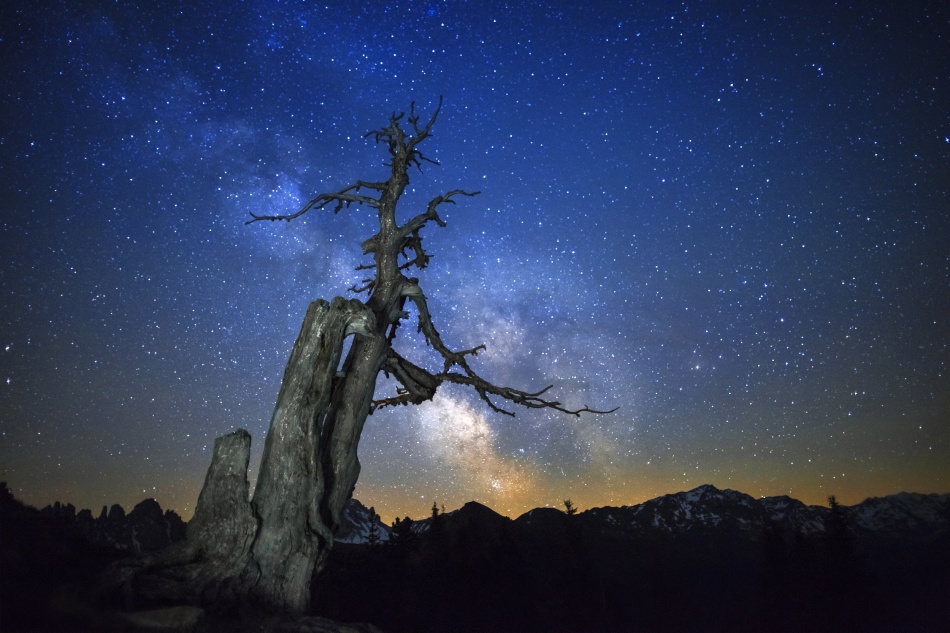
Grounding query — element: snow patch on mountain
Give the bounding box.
[334,498,390,544]
[577,485,948,540]
[348,485,949,545]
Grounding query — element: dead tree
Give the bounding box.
[109,98,613,616]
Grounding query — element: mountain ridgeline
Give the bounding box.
[323,485,948,633]
[336,484,949,545]
[1,483,946,632]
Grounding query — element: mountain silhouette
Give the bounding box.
[2,482,946,632]
[321,484,948,633]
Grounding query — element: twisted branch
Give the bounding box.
[402,190,480,236]
[365,97,444,172]
[246,181,382,224]
[393,189,481,272]
[372,281,618,417]
[251,97,615,421]
[374,347,616,417]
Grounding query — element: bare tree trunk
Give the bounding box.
[175,427,257,603]
[104,99,611,618]
[240,296,376,613]
[110,297,376,615]
[112,428,257,607]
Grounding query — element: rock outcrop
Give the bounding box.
[40,497,186,554]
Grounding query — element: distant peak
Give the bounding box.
[682,484,722,499]
[458,500,504,517]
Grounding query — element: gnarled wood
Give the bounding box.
[113,99,612,617]
[243,297,375,613]
[109,298,375,614]
[180,428,257,602]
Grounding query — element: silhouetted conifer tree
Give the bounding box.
[366,507,380,546]
[390,516,416,549]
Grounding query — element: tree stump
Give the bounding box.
[108,297,375,614]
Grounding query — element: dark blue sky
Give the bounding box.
[2,1,947,522]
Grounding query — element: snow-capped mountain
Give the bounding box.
[583,483,763,534]
[849,491,950,534]
[759,494,827,535]
[578,484,949,539]
[334,498,390,544]
[319,485,949,633]
[341,484,949,545]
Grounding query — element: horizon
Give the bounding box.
[12,480,949,527]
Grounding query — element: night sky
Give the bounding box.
[2,1,947,524]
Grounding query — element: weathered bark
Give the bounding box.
[110,99,612,617]
[174,427,257,602]
[108,298,376,614]
[241,296,375,613]
[103,429,256,606]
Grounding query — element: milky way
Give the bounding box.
[1,1,947,523]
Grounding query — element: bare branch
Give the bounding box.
[348,279,375,295]
[401,281,482,374]
[354,180,387,191]
[372,350,440,412]
[400,189,481,241]
[410,96,443,144]
[434,372,619,417]
[389,280,617,417]
[246,182,380,224]
[363,97,445,174]
[370,388,417,412]
[398,230,430,271]
[372,345,616,417]
[414,152,441,169]
[250,98,615,423]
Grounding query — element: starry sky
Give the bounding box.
[1,1,948,524]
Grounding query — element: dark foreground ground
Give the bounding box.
[2,487,947,632]
[310,503,949,633]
